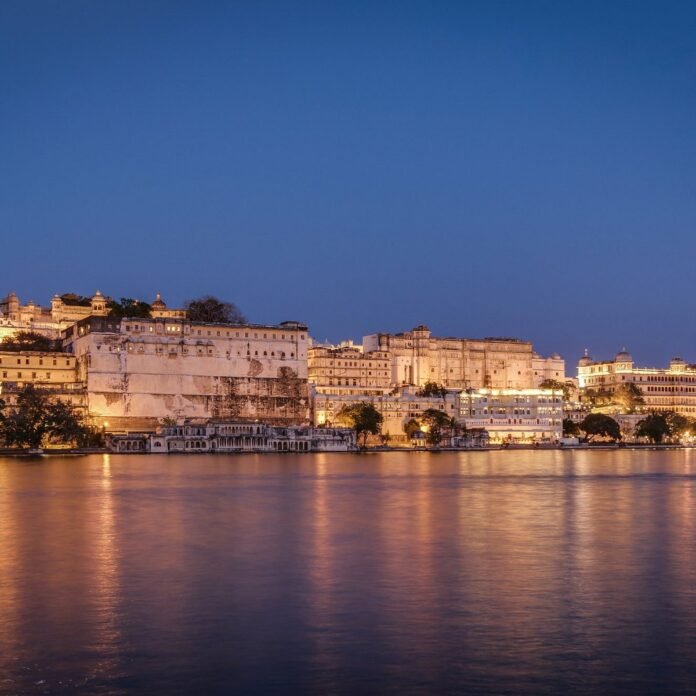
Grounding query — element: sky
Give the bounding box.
[2,1,695,367]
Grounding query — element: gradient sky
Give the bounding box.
[2,1,695,368]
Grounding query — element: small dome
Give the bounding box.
[151,292,166,309]
[578,349,592,367]
[92,290,104,301]
[615,347,632,362]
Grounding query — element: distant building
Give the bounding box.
[362,325,564,390]
[313,386,460,440]
[308,344,392,395]
[111,421,356,453]
[0,290,109,341]
[0,350,86,412]
[63,316,310,431]
[459,388,563,444]
[577,349,696,416]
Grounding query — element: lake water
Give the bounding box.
[1,450,696,694]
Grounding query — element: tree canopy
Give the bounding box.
[335,402,383,447]
[538,379,573,401]
[0,386,102,449]
[634,413,670,444]
[0,331,59,353]
[579,413,621,442]
[403,418,422,438]
[184,296,246,324]
[612,383,645,414]
[635,411,694,444]
[581,383,644,414]
[59,293,92,307]
[107,297,152,319]
[416,382,448,399]
[562,418,581,438]
[420,408,458,446]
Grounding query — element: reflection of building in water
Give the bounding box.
[578,349,696,416]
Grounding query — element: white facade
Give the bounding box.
[578,350,696,416]
[363,325,564,390]
[64,316,310,430]
[459,388,563,444]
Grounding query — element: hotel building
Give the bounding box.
[577,349,696,416]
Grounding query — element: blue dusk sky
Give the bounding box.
[2,1,695,367]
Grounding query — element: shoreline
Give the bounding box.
[1,443,695,457]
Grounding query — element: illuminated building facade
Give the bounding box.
[459,388,563,444]
[577,349,696,416]
[63,316,310,430]
[0,291,109,340]
[308,344,392,395]
[362,325,564,390]
[0,350,86,411]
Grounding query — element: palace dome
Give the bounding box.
[578,349,592,367]
[615,348,632,362]
[151,293,167,309]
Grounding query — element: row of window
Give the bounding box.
[125,324,304,342]
[0,357,70,366]
[1,371,56,380]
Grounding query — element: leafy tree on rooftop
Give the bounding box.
[416,381,448,399]
[107,298,152,319]
[612,383,645,414]
[59,293,92,307]
[0,331,59,352]
[184,296,246,324]
[538,378,573,401]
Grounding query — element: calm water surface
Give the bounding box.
[1,450,696,695]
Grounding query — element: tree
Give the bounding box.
[403,418,421,438]
[0,331,58,352]
[539,379,573,401]
[581,388,613,409]
[420,408,454,447]
[416,382,447,399]
[335,402,383,447]
[59,293,91,307]
[665,412,690,439]
[107,297,152,319]
[0,386,98,449]
[579,413,621,442]
[635,413,671,444]
[563,418,581,437]
[613,383,645,414]
[184,296,246,324]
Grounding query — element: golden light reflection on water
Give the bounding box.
[1,450,696,694]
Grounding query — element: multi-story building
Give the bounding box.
[0,291,186,341]
[459,388,563,444]
[577,349,696,416]
[308,344,392,395]
[0,291,110,340]
[313,387,460,440]
[0,350,86,412]
[362,325,564,390]
[63,315,310,431]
